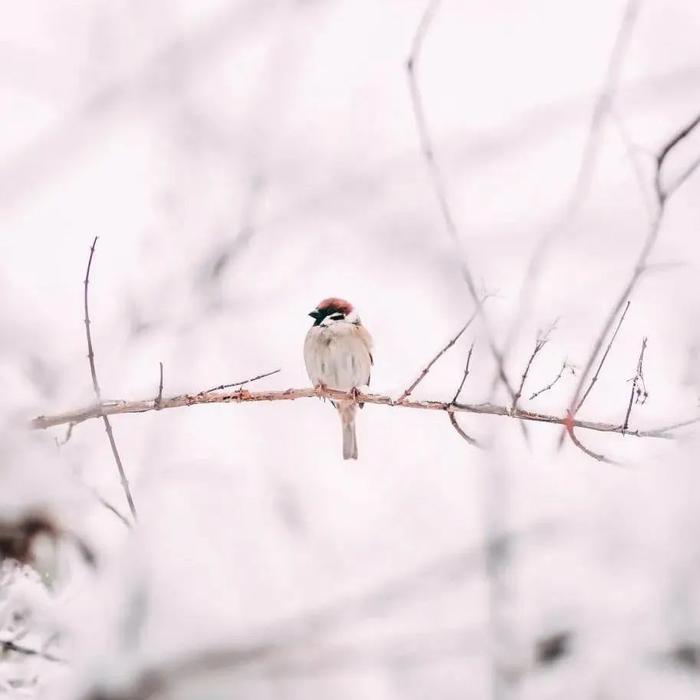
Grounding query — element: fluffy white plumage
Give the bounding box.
[304,298,373,459]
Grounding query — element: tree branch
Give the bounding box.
[30,384,698,442]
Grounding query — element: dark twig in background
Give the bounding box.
[84,237,137,522]
[623,337,648,432]
[529,361,575,401]
[0,639,66,665]
[203,369,281,394]
[654,112,700,202]
[398,311,478,403]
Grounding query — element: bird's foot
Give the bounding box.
[314,383,329,401]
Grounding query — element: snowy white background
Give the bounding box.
[1,0,700,698]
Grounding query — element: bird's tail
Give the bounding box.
[338,403,358,460]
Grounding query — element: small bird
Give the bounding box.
[304,297,373,459]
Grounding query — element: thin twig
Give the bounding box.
[84,237,137,522]
[203,369,281,394]
[563,411,616,464]
[622,337,648,432]
[397,312,477,403]
[30,386,699,444]
[666,154,700,197]
[85,484,132,530]
[451,342,475,404]
[59,422,74,445]
[529,361,574,401]
[511,326,555,411]
[155,362,164,409]
[447,410,480,447]
[575,300,631,413]
[406,0,517,403]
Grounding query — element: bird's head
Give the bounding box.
[308,297,359,327]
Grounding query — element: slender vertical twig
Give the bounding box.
[451,342,475,404]
[155,362,164,409]
[622,337,648,432]
[511,326,555,412]
[575,300,631,413]
[84,237,137,522]
[447,342,479,446]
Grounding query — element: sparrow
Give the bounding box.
[304,297,373,460]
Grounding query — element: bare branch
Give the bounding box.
[622,337,648,432]
[30,385,698,444]
[406,0,517,403]
[398,311,477,403]
[84,237,137,522]
[575,300,631,413]
[203,369,281,394]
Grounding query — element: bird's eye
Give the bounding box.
[330,313,344,321]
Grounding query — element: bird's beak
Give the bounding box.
[308,310,321,320]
